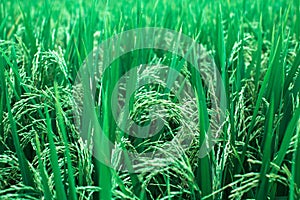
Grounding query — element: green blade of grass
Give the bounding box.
[238,33,282,173]
[54,82,78,200]
[284,47,300,94]
[216,3,228,108]
[256,92,275,199]
[268,105,300,191]
[3,65,34,188]
[81,66,112,200]
[18,2,37,76]
[97,82,112,200]
[45,105,67,200]
[34,132,53,200]
[11,46,21,99]
[193,59,211,199]
[290,120,300,200]
[0,55,6,154]
[254,14,263,92]
[293,0,300,40]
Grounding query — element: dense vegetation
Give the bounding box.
[0,0,299,199]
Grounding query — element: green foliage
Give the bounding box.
[0,0,299,199]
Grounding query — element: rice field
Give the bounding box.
[0,0,299,199]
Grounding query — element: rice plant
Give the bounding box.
[0,0,299,199]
